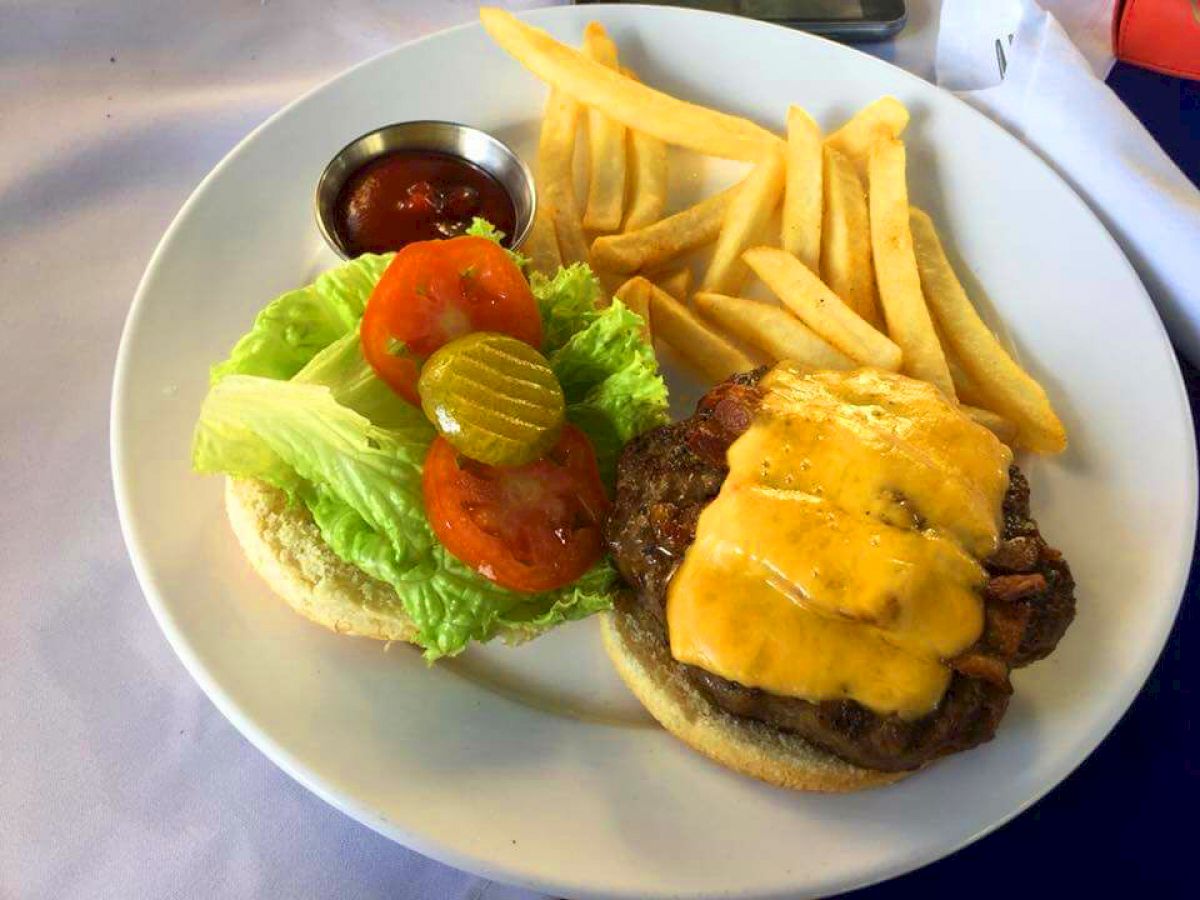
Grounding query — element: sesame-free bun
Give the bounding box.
[224,477,416,642]
[600,599,908,792]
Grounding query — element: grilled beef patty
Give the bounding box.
[604,371,1076,772]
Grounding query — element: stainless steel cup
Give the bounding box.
[315,121,535,259]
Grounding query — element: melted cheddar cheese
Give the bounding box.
[667,365,1013,719]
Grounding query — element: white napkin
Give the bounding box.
[935,0,1200,366]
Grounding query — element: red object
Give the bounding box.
[361,235,542,404]
[1113,0,1200,80]
[333,150,517,256]
[422,426,610,593]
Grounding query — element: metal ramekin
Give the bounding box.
[315,120,536,259]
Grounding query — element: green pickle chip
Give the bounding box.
[417,332,566,467]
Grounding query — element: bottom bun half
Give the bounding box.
[600,600,908,792]
[224,477,416,643]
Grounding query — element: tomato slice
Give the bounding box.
[361,235,542,404]
[422,425,610,593]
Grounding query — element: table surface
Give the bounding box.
[2,2,1195,897]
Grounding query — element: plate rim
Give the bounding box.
[110,6,1199,898]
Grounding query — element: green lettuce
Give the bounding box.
[466,217,530,272]
[210,253,393,383]
[465,216,511,247]
[534,272,667,482]
[195,247,663,659]
[292,329,423,432]
[531,263,602,353]
[195,375,616,656]
[195,376,434,558]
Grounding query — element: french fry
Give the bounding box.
[623,129,668,232]
[591,182,741,274]
[821,145,881,327]
[939,330,989,407]
[538,88,591,266]
[615,275,653,341]
[825,96,910,177]
[694,292,855,370]
[655,267,692,301]
[621,70,668,232]
[910,207,1067,452]
[961,405,1019,446]
[931,304,993,404]
[480,7,783,162]
[648,282,755,382]
[581,24,626,233]
[868,137,955,397]
[522,201,561,276]
[781,106,822,271]
[701,149,786,294]
[594,265,627,298]
[742,245,902,371]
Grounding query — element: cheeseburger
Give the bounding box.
[603,364,1075,791]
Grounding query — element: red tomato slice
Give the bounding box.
[422,425,610,593]
[361,235,542,404]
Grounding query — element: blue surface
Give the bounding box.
[847,62,1199,899]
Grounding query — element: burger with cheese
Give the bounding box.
[602,364,1075,791]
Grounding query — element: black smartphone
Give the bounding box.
[573,1,907,42]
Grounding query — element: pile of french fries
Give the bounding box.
[481,9,1066,454]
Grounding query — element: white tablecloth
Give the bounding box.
[0,2,1129,897]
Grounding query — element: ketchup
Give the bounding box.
[333,151,517,256]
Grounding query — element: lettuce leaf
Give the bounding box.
[293,329,425,432]
[195,241,664,659]
[532,263,603,354]
[466,217,529,271]
[552,301,666,484]
[210,253,392,383]
[529,263,668,480]
[195,374,616,656]
[195,376,435,561]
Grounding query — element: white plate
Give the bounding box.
[112,6,1197,899]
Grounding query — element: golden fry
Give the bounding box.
[940,331,988,407]
[480,7,783,162]
[694,292,854,370]
[648,282,756,382]
[868,136,955,397]
[825,96,910,177]
[782,106,822,271]
[621,70,668,232]
[593,265,626,299]
[591,182,741,274]
[961,405,1019,446]
[910,207,1067,452]
[820,145,881,327]
[701,149,786,294]
[624,130,668,231]
[522,200,561,276]
[742,245,901,371]
[615,276,653,341]
[538,88,590,266]
[581,24,626,233]
[655,267,692,301]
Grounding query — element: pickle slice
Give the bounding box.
[417,332,565,466]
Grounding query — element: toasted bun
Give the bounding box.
[224,477,417,642]
[600,602,908,792]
